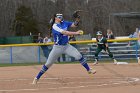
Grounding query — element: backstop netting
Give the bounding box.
[0,37,139,64]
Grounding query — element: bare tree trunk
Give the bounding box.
[0,0,140,37]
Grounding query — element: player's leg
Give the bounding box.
[33,45,64,84]
[64,44,96,74]
[94,47,102,65]
[104,47,117,64]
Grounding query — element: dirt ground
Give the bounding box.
[0,63,140,93]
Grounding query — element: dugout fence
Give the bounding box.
[0,38,139,64]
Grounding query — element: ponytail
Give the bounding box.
[49,14,56,37]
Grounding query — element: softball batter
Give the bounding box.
[93,31,117,65]
[33,13,96,84]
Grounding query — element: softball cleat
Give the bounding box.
[32,77,39,84]
[88,68,96,74]
[93,62,98,65]
[138,57,140,64]
[93,59,98,65]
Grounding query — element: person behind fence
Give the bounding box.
[137,27,140,45]
[45,35,53,53]
[42,35,52,60]
[138,29,140,46]
[106,29,115,39]
[93,31,117,65]
[36,36,43,43]
[138,27,140,63]
[128,28,139,46]
[37,36,48,59]
[57,54,66,62]
[32,13,96,84]
[43,35,52,43]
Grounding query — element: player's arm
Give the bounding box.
[104,43,109,53]
[104,38,109,51]
[96,38,98,47]
[105,43,108,48]
[61,30,82,36]
[53,24,81,36]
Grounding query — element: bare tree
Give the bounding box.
[0,0,140,37]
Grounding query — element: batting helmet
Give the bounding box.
[96,31,102,35]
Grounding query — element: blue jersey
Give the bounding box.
[52,21,73,45]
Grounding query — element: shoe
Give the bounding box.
[32,77,39,84]
[138,57,140,64]
[113,59,117,64]
[93,59,98,65]
[88,68,96,74]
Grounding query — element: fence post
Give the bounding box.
[38,46,41,63]
[10,47,13,64]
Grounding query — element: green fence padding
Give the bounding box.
[21,36,33,43]
[0,38,5,44]
[0,36,33,44]
[5,37,22,44]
